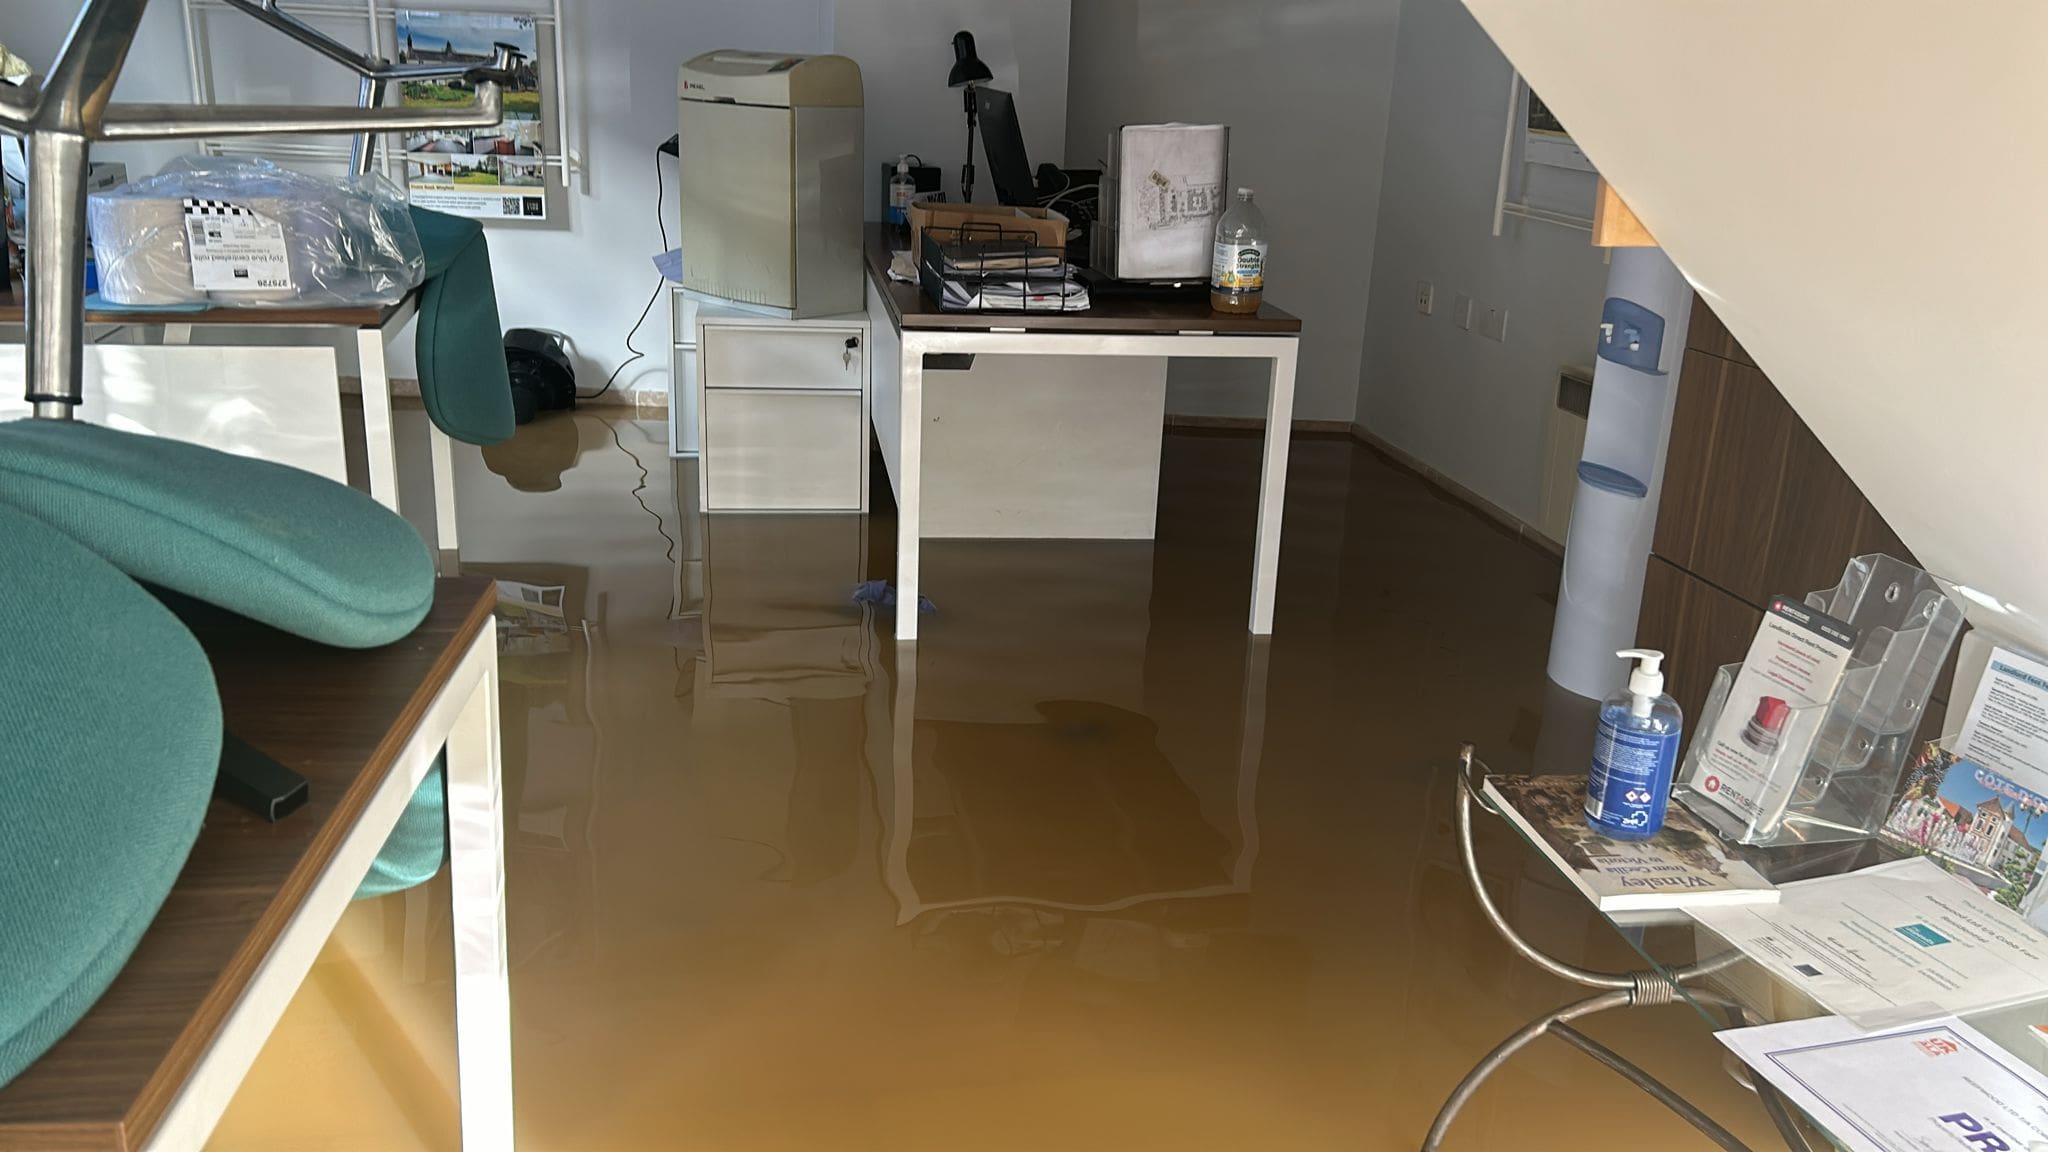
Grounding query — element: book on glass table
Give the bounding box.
[1483,775,1779,912]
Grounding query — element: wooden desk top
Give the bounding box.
[0,577,495,1151]
[0,283,410,329]
[863,225,1302,336]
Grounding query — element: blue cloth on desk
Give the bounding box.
[82,292,208,313]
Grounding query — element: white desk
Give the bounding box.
[0,292,458,555]
[0,578,511,1150]
[863,228,1304,641]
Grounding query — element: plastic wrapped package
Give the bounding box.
[87,156,424,308]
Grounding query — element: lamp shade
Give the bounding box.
[948,30,992,88]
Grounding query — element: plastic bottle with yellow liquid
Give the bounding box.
[1209,188,1267,314]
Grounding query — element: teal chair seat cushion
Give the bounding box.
[356,756,448,900]
[0,420,432,648]
[0,504,222,1088]
[411,207,515,447]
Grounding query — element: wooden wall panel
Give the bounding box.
[1651,351,1724,570]
[1642,299,1940,727]
[1688,359,1795,604]
[1766,420,1874,598]
[1684,295,1756,367]
[1637,556,1765,725]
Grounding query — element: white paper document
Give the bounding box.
[1688,857,2048,1028]
[1958,646,2048,793]
[1719,1015,2048,1152]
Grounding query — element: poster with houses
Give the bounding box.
[1882,742,2048,923]
[396,10,546,221]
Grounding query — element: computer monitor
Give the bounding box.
[974,87,1037,207]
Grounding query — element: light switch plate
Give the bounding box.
[1453,292,1474,331]
[1480,306,1508,342]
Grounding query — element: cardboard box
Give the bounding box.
[909,202,1069,269]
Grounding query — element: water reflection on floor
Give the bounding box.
[207,412,1780,1150]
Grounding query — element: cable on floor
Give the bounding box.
[604,418,679,620]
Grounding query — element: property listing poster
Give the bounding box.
[396,10,546,221]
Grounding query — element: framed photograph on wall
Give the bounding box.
[396,9,547,221]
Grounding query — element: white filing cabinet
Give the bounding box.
[696,309,869,512]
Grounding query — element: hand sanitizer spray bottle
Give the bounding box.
[1585,649,1683,841]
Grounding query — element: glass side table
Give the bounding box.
[1437,741,2048,1152]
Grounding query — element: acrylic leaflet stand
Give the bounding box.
[1674,554,1964,847]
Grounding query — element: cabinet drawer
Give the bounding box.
[703,390,863,510]
[701,324,863,391]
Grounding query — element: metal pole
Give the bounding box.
[23,0,154,417]
[1550,1024,1757,1152]
[25,131,89,418]
[349,75,385,175]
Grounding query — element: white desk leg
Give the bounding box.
[161,323,193,347]
[356,327,403,515]
[446,626,514,1150]
[1249,340,1298,634]
[429,421,460,563]
[895,336,925,641]
[884,640,918,923]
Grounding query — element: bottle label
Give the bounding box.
[1586,721,1679,833]
[1212,240,1266,293]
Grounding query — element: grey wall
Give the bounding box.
[834,1,1070,220]
[1064,0,1402,424]
[1353,0,1609,527]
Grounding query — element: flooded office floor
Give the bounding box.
[206,412,1780,1150]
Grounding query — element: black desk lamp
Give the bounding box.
[948,30,993,203]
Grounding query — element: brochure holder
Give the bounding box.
[1675,554,1964,846]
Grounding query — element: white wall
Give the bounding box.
[1064,0,1402,424]
[5,1,195,178]
[832,1,1070,219]
[477,0,830,396]
[1353,0,1610,530]
[1461,0,2048,656]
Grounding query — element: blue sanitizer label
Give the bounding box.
[1587,724,1679,833]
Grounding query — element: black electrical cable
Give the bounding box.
[585,146,671,400]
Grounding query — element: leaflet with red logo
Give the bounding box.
[1718,1014,2048,1152]
[1685,594,1859,837]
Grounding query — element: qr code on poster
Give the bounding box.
[501,197,522,216]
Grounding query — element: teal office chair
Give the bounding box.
[0,0,519,1086]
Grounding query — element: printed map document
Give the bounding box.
[1688,857,2048,1028]
[1719,1015,2048,1152]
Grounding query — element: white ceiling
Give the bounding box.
[1461,0,2048,651]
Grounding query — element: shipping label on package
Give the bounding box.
[181,199,292,292]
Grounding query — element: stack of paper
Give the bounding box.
[937,273,1090,313]
[1687,856,2048,1028]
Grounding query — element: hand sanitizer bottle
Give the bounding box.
[1586,648,1683,841]
[888,156,917,232]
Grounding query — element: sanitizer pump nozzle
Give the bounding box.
[1617,648,1665,718]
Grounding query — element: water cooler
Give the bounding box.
[1547,248,1694,698]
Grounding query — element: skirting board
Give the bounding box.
[1165,413,1353,436]
[1347,423,1564,560]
